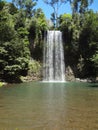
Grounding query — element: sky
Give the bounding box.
[6,0,98,19]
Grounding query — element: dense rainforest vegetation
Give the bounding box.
[0,0,98,83]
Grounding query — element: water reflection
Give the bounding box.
[0,82,98,130]
[39,83,67,130]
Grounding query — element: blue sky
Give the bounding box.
[6,0,98,19]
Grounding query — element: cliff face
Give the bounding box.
[65,66,75,81]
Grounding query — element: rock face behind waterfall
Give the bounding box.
[43,31,65,82]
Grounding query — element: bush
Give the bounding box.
[28,59,41,77]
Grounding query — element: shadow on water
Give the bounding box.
[88,83,98,87]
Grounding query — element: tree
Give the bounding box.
[27,8,48,60]
[0,1,6,10]
[0,4,30,82]
[79,11,98,77]
[43,0,69,28]
[12,0,25,9]
[25,0,37,18]
[59,13,81,77]
[91,51,98,77]
[0,0,49,82]
[7,3,18,15]
[12,0,38,18]
[59,10,98,79]
[70,0,93,14]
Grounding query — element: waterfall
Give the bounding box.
[43,30,65,82]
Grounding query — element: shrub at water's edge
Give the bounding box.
[0,82,3,87]
[20,60,42,82]
[0,82,7,87]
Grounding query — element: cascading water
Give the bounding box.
[43,30,65,82]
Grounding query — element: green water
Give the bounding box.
[0,82,98,130]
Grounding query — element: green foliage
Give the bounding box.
[25,0,37,18]
[0,1,5,10]
[0,1,47,82]
[17,27,29,41]
[70,0,93,14]
[27,8,48,60]
[0,10,15,42]
[0,39,30,82]
[59,10,98,78]
[78,11,98,77]
[12,0,37,18]
[91,52,98,65]
[28,60,41,76]
[90,51,98,76]
[59,13,79,54]
[8,3,18,15]
[59,13,72,32]
[14,11,26,29]
[0,82,3,87]
[12,0,25,9]
[36,8,48,31]
[0,3,30,82]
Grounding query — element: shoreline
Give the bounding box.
[0,76,98,87]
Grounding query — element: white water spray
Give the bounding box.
[43,31,65,82]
